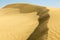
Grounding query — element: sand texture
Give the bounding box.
[47,8,60,40]
[1,3,60,40]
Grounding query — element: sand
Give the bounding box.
[47,8,60,40]
[0,7,60,40]
[0,8,39,40]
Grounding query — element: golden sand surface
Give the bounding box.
[0,7,60,40]
[47,8,60,40]
[0,8,39,40]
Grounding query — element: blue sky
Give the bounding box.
[0,0,60,8]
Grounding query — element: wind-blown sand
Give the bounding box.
[47,8,60,40]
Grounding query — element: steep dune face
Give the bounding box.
[47,8,60,40]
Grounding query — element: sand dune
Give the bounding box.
[3,4,50,40]
[0,3,60,40]
[0,4,50,40]
[47,8,60,40]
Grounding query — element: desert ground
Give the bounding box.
[47,7,60,40]
[0,8,39,40]
[0,6,60,40]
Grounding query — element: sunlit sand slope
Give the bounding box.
[0,8,39,40]
[47,8,60,40]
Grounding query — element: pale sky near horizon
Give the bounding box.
[0,0,60,8]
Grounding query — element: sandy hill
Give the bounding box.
[2,4,50,40]
[0,3,60,40]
